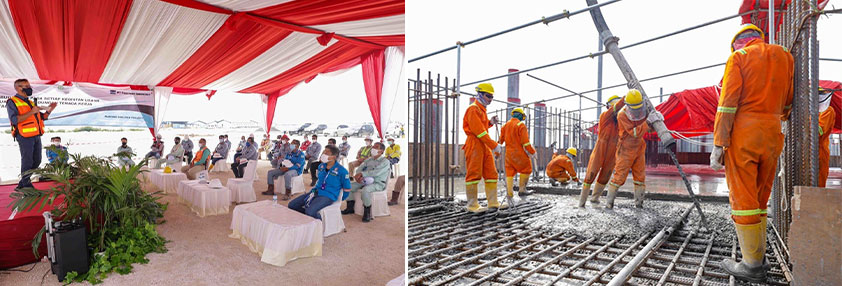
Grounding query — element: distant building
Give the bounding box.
[162,121,189,129]
[188,121,208,129]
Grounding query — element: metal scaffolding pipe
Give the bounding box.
[526,74,602,105]
[408,0,623,63]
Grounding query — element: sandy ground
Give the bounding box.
[1,160,406,286]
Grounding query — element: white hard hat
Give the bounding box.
[365,136,373,141]
[248,133,255,138]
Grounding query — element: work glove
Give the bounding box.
[647,110,665,123]
[710,146,724,171]
[490,115,499,125]
[493,145,502,157]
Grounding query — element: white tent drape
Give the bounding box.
[99,0,227,85]
[311,14,404,37]
[198,0,295,12]
[153,86,173,136]
[260,94,269,134]
[0,0,38,79]
[379,46,404,138]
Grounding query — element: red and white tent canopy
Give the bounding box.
[0,0,404,137]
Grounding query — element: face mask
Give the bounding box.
[343,139,347,143]
[51,141,59,146]
[199,143,205,148]
[371,149,381,156]
[22,87,33,96]
[319,154,330,163]
[121,142,127,146]
[312,139,317,142]
[366,141,372,146]
[388,141,394,145]
[220,139,224,143]
[475,94,491,106]
[282,140,288,144]
[292,145,299,151]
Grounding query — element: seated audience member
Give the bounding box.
[233,135,246,162]
[144,134,164,159]
[231,135,258,178]
[181,138,211,180]
[271,135,291,168]
[342,142,390,222]
[327,138,336,147]
[46,136,68,165]
[263,139,306,199]
[349,136,374,174]
[388,175,406,206]
[211,135,230,165]
[338,136,351,161]
[224,134,231,154]
[154,136,184,168]
[385,137,401,165]
[288,145,350,220]
[182,135,194,163]
[306,134,323,186]
[116,137,135,167]
[259,134,271,160]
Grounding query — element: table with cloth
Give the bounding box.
[229,200,323,266]
[177,180,231,217]
[148,169,187,193]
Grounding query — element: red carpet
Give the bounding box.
[1,182,62,269]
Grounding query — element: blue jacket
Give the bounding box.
[46,146,67,164]
[285,150,306,175]
[311,162,351,202]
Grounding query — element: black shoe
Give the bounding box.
[341,200,355,215]
[719,259,766,283]
[388,201,398,206]
[362,206,372,223]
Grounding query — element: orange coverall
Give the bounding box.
[714,39,794,225]
[819,107,835,188]
[463,103,499,185]
[609,107,649,188]
[584,100,625,187]
[546,155,577,182]
[499,118,537,177]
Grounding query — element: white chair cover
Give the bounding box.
[353,189,390,217]
[211,158,230,173]
[318,196,345,237]
[227,160,258,203]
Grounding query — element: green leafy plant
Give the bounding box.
[9,154,168,284]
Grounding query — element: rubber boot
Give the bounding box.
[578,183,591,208]
[633,184,646,208]
[590,183,606,205]
[485,181,503,209]
[518,174,529,195]
[261,184,275,195]
[388,191,401,206]
[505,177,515,197]
[720,222,766,283]
[465,184,486,213]
[760,216,771,271]
[341,200,355,215]
[605,184,619,209]
[362,206,372,223]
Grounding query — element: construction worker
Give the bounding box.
[498,107,536,207]
[579,95,624,207]
[546,148,578,185]
[818,89,835,188]
[463,83,502,212]
[605,89,652,209]
[710,24,794,283]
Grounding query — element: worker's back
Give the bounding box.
[723,41,794,116]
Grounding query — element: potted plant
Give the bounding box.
[10,154,168,284]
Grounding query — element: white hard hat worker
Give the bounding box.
[623,89,647,121]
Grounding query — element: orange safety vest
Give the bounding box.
[9,96,45,138]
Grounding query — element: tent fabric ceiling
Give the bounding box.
[0,0,404,98]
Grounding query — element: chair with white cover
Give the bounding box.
[167,160,182,171]
[227,160,257,203]
[273,172,307,195]
[318,192,345,237]
[148,158,159,169]
[353,188,390,217]
[211,158,230,173]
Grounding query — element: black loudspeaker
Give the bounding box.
[47,220,89,282]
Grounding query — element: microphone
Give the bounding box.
[33,98,38,105]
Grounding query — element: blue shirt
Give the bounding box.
[285,150,306,175]
[311,162,351,202]
[46,145,67,163]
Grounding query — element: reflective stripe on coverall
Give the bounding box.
[609,107,649,188]
[714,39,794,225]
[499,118,536,177]
[463,103,498,185]
[819,107,835,188]
[583,100,624,187]
[546,155,577,182]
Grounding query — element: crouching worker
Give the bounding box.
[288,145,351,220]
[342,142,390,222]
[546,148,579,186]
[263,139,306,200]
[181,138,210,180]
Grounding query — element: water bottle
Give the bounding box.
[272,195,278,204]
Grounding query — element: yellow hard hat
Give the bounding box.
[625,89,644,110]
[606,95,621,105]
[731,23,764,52]
[511,107,525,116]
[566,147,577,157]
[476,83,494,95]
[164,166,172,173]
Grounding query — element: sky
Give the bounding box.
[162,64,407,130]
[407,0,842,125]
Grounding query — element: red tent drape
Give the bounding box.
[361,49,385,139]
[8,0,133,82]
[252,0,404,26]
